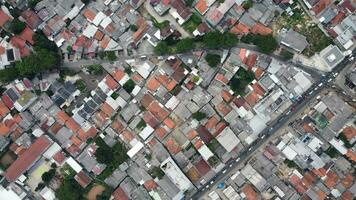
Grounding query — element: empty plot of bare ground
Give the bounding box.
[87,185,105,200]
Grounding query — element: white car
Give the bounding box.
[261,135,266,139]
[328,78,332,83]
[333,72,339,77]
[235,158,240,162]
[248,147,253,151]
[318,83,323,87]
[222,169,227,174]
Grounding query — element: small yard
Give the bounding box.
[273,3,332,57]
[182,13,202,33]
[229,67,255,96]
[0,151,16,170]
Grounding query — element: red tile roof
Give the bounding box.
[53,151,66,165]
[230,23,250,35]
[19,27,35,45]
[105,75,119,91]
[324,170,339,189]
[65,118,81,133]
[74,171,92,188]
[342,126,356,142]
[112,187,129,200]
[195,159,211,176]
[148,101,169,122]
[251,23,272,35]
[165,138,182,154]
[155,126,168,139]
[330,11,346,26]
[311,0,331,15]
[83,9,96,21]
[195,0,209,14]
[341,173,354,188]
[144,180,158,190]
[21,10,42,29]
[143,111,160,128]
[0,9,11,27]
[4,135,51,182]
[0,100,10,118]
[242,184,259,200]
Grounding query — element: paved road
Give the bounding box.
[62,42,323,79]
[191,51,356,200]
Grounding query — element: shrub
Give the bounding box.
[123,79,135,93]
[205,53,221,68]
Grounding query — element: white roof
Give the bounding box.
[136,62,154,79]
[139,125,154,140]
[161,157,193,191]
[0,186,21,200]
[198,145,214,160]
[92,12,106,26]
[119,74,130,85]
[131,85,141,96]
[165,96,180,110]
[314,101,327,113]
[100,17,112,29]
[43,142,61,159]
[294,71,312,91]
[216,127,240,152]
[127,140,144,158]
[64,6,80,20]
[83,24,98,38]
[105,39,122,51]
[66,157,83,173]
[273,186,285,197]
[40,187,56,200]
[32,128,44,137]
[282,145,298,160]
[308,137,323,152]
[329,138,347,155]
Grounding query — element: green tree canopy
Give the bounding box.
[123,79,136,93]
[241,34,278,54]
[154,41,170,55]
[176,38,195,53]
[205,53,221,68]
[9,18,26,34]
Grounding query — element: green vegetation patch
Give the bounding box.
[87,64,104,75]
[95,138,128,180]
[205,53,221,68]
[325,146,339,158]
[192,111,207,121]
[241,34,278,54]
[314,112,328,129]
[182,13,202,33]
[123,79,136,93]
[136,119,147,131]
[229,67,255,96]
[75,79,87,92]
[149,166,165,179]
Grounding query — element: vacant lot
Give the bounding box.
[0,151,16,169]
[273,3,332,57]
[87,185,105,200]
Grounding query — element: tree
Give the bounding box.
[106,51,117,61]
[0,67,20,83]
[123,79,136,93]
[205,53,221,68]
[154,41,170,55]
[87,64,104,75]
[55,178,84,200]
[149,166,165,179]
[176,38,195,53]
[9,18,26,34]
[129,24,138,32]
[241,34,278,54]
[229,67,255,95]
[28,0,41,8]
[192,111,207,121]
[33,32,59,52]
[281,49,294,60]
[242,0,253,10]
[42,169,56,183]
[202,32,238,49]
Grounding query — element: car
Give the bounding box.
[286,110,291,115]
[210,181,214,185]
[261,135,266,139]
[206,185,210,189]
[222,169,227,174]
[235,157,240,162]
[318,83,323,87]
[229,164,233,167]
[248,147,253,151]
[328,78,333,83]
[309,91,314,95]
[333,72,339,77]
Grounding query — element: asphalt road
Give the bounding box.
[191,51,356,199]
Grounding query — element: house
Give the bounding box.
[170,0,192,25]
[0,37,21,69]
[278,29,309,53]
[195,0,216,15]
[318,44,345,70]
[4,135,52,182]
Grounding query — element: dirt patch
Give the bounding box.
[87,185,105,200]
[0,151,16,169]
